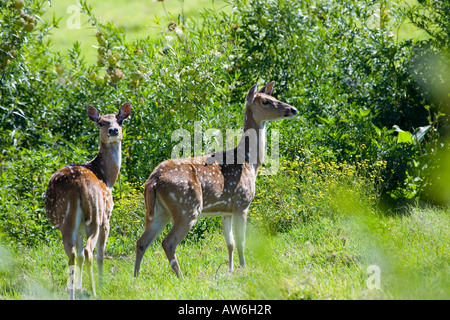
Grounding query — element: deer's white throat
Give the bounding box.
[110,142,122,168]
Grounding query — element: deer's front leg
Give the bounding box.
[233,210,247,269]
[222,216,235,273]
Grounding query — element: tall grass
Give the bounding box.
[2,208,448,300]
[1,160,448,300]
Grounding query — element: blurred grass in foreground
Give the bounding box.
[1,166,448,299]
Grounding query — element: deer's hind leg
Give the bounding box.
[75,225,85,290]
[97,218,109,287]
[84,221,100,297]
[60,197,82,300]
[135,196,172,277]
[161,203,201,277]
[62,234,77,300]
[161,217,197,277]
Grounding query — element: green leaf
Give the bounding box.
[359,109,371,117]
[393,125,413,144]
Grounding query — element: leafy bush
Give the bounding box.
[403,0,450,204]
[226,0,444,201]
[250,153,386,234]
[1,0,240,246]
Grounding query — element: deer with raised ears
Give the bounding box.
[45,102,131,299]
[134,82,297,277]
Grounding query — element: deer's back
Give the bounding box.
[45,165,113,229]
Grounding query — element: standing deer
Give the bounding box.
[134,82,297,277]
[45,102,131,299]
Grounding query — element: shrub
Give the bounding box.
[250,154,386,234]
[403,0,450,204]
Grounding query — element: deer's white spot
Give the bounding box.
[203,200,227,210]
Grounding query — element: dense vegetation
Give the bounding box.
[0,0,449,300]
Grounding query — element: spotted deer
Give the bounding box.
[134,82,297,277]
[45,102,131,299]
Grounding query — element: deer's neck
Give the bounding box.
[238,106,266,173]
[88,141,122,188]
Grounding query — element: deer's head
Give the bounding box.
[246,82,297,122]
[87,102,131,144]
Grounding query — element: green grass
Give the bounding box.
[1,205,448,300]
[1,160,448,300]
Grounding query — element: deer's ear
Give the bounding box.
[258,81,275,95]
[87,105,100,123]
[117,102,131,122]
[246,84,258,104]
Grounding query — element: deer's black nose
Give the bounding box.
[108,128,119,136]
[291,107,298,115]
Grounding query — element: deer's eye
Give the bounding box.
[98,121,109,127]
[262,99,269,105]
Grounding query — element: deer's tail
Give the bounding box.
[143,179,157,229]
[134,178,158,277]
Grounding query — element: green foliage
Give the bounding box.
[402,0,450,204]
[406,0,450,48]
[0,0,448,301]
[0,0,448,249]
[0,0,239,245]
[250,154,386,234]
[226,0,443,202]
